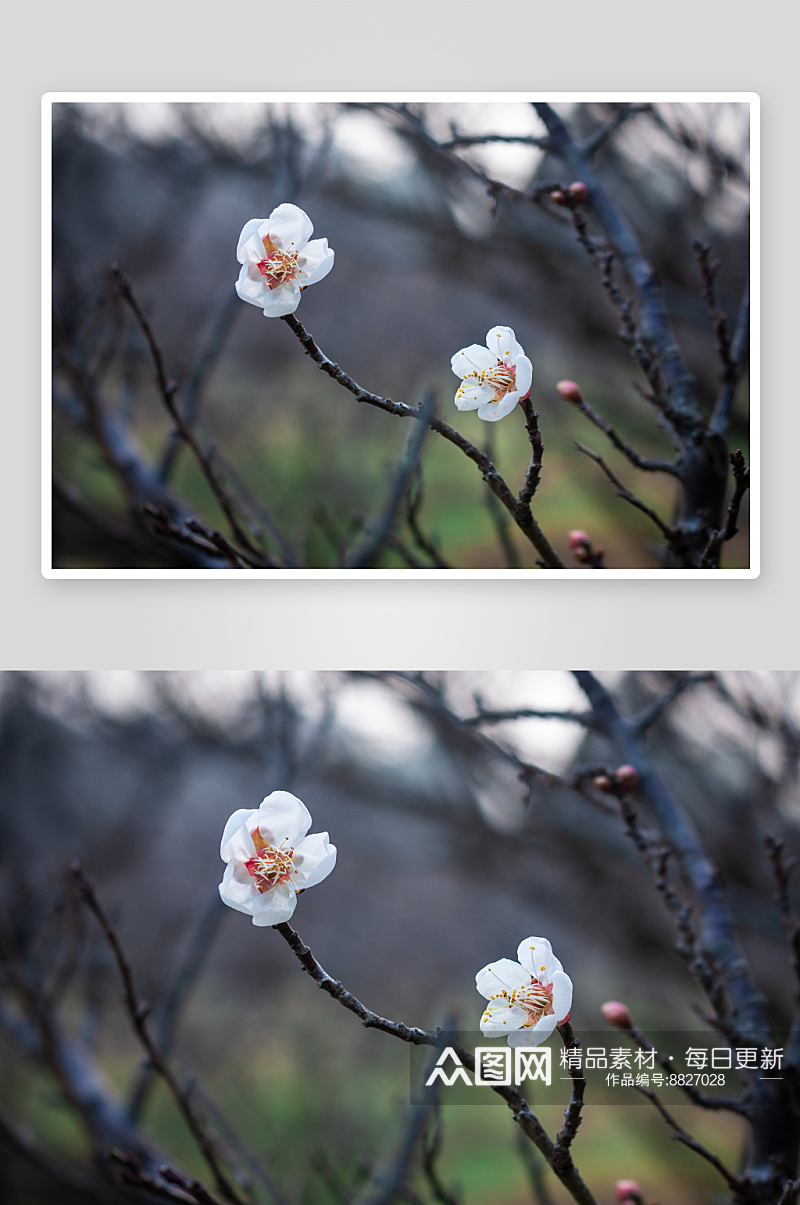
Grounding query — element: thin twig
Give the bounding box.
[574,443,683,549]
[693,241,735,383]
[569,393,680,476]
[710,276,750,437]
[632,1084,747,1193]
[128,894,227,1124]
[342,394,434,568]
[764,834,800,999]
[699,450,750,568]
[463,707,591,727]
[422,1104,461,1205]
[159,290,241,482]
[778,1180,800,1205]
[616,795,733,1036]
[111,263,274,567]
[582,105,651,154]
[405,466,451,568]
[441,131,549,151]
[71,863,245,1205]
[632,674,713,733]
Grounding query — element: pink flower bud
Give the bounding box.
[593,775,613,794]
[549,189,567,206]
[615,1182,643,1204]
[569,530,591,550]
[601,1001,633,1030]
[567,181,588,204]
[556,380,583,404]
[615,765,639,793]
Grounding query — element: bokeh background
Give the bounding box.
[51,100,751,569]
[2,670,796,1203]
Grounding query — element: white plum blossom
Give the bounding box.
[451,327,533,422]
[218,791,336,926]
[235,203,334,317]
[476,937,573,1047]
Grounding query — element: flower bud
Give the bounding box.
[593,775,613,794]
[615,1182,643,1204]
[556,380,583,404]
[549,189,567,206]
[567,181,588,204]
[615,765,639,793]
[569,530,590,550]
[601,1001,633,1030]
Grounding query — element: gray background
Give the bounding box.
[1,1,794,669]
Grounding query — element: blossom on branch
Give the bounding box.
[235,203,334,317]
[451,326,532,422]
[218,791,336,925]
[476,936,573,1047]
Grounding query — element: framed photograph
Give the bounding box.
[43,93,758,577]
[2,670,793,1202]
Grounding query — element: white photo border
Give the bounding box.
[42,91,760,581]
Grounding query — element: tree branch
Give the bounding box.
[280,312,563,568]
[764,834,800,1000]
[533,103,703,434]
[552,1022,586,1173]
[567,390,680,477]
[699,450,750,568]
[582,105,651,155]
[111,263,276,567]
[572,672,769,1042]
[273,923,599,1205]
[574,443,684,552]
[71,863,246,1204]
[342,394,433,568]
[632,1084,747,1194]
[632,674,713,734]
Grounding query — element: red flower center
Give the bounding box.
[243,828,294,893]
[256,234,299,291]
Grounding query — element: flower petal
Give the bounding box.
[451,344,496,379]
[236,264,268,308]
[293,831,337,888]
[477,391,520,421]
[480,1002,529,1035]
[455,382,494,411]
[220,809,258,861]
[298,238,334,286]
[264,203,313,253]
[237,218,268,263]
[550,971,573,1021]
[507,1013,559,1047]
[260,281,302,317]
[514,355,533,399]
[250,881,298,927]
[476,958,531,1000]
[486,326,521,363]
[218,860,259,914]
[257,791,312,849]
[517,937,563,983]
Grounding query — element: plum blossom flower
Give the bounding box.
[451,326,533,422]
[235,203,334,317]
[218,791,336,926]
[476,936,573,1047]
